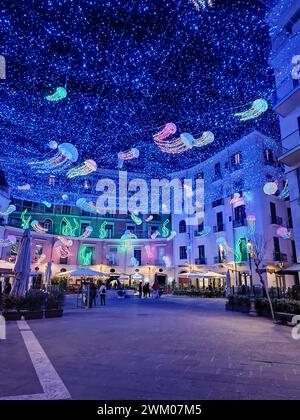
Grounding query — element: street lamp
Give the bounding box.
[246,240,258,317]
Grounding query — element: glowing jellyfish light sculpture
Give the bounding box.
[167,230,177,241]
[54,237,73,258]
[45,86,67,102]
[235,99,268,121]
[31,220,48,233]
[247,215,256,234]
[263,181,278,196]
[79,225,93,239]
[118,148,139,169]
[277,226,292,240]
[151,230,160,240]
[48,141,58,150]
[278,181,289,200]
[67,159,97,179]
[145,215,153,222]
[0,235,17,248]
[29,143,79,173]
[131,213,143,225]
[153,123,177,141]
[0,204,16,216]
[76,198,97,214]
[154,131,214,154]
[17,184,31,191]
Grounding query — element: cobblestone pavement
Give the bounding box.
[1,296,300,400]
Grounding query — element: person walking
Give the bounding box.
[99,283,107,306]
[143,283,147,298]
[138,281,142,299]
[89,282,97,307]
[3,278,11,296]
[145,282,150,298]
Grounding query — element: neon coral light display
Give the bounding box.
[45,87,67,102]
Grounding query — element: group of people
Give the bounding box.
[138,281,163,299]
[89,282,107,308]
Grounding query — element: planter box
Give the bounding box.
[225,303,250,313]
[22,310,43,320]
[2,311,22,321]
[44,309,64,318]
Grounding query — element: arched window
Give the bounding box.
[43,219,53,234]
[179,220,186,233]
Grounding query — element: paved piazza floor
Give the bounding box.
[1,296,300,400]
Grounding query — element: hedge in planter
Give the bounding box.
[2,295,25,321]
[21,290,46,320]
[45,290,64,318]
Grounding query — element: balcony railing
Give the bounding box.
[195,257,207,265]
[273,252,288,262]
[214,256,226,264]
[270,216,283,225]
[213,224,225,233]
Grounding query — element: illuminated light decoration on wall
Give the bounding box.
[79,225,93,239]
[153,123,177,142]
[21,209,32,229]
[66,159,97,179]
[243,191,253,203]
[216,237,232,258]
[151,230,160,240]
[0,204,16,216]
[278,181,289,200]
[17,184,31,191]
[230,193,242,205]
[234,239,243,264]
[49,175,56,186]
[121,230,138,240]
[162,219,170,238]
[45,86,67,102]
[61,217,79,237]
[54,237,73,258]
[291,55,300,80]
[263,181,278,196]
[154,131,214,154]
[78,244,93,266]
[234,99,268,121]
[37,253,46,264]
[99,221,108,239]
[144,244,153,258]
[117,148,139,169]
[277,226,292,240]
[162,255,171,268]
[131,212,143,225]
[198,226,211,237]
[130,256,139,267]
[48,141,58,150]
[42,201,52,208]
[76,198,97,214]
[247,215,256,234]
[31,220,48,233]
[29,143,79,174]
[191,0,206,11]
[145,215,153,222]
[0,235,17,248]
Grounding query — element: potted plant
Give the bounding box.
[22,290,45,320]
[45,290,64,318]
[2,295,25,321]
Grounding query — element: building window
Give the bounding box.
[264,149,274,163]
[198,222,204,232]
[134,249,142,266]
[43,219,53,234]
[179,220,186,233]
[291,240,297,263]
[198,245,205,260]
[126,225,136,233]
[197,171,204,179]
[231,152,242,169]
[273,236,281,260]
[270,202,279,224]
[214,162,222,179]
[179,246,187,260]
[297,116,300,132]
[212,198,224,208]
[234,205,246,226]
[62,205,71,215]
[105,224,113,238]
[287,208,293,228]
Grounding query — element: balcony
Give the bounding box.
[233,219,247,228]
[273,78,300,117]
[270,216,283,225]
[214,256,226,264]
[273,252,288,262]
[212,198,224,208]
[213,224,225,233]
[278,130,300,167]
[195,257,207,265]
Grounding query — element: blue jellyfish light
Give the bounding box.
[29,143,79,173]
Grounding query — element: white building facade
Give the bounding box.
[266,0,300,283]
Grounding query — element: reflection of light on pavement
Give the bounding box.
[0,315,6,340]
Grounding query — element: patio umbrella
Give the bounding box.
[11,229,32,296]
[57,267,106,277]
[44,261,52,290]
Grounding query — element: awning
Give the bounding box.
[278,263,300,275]
[57,267,106,277]
[0,260,14,274]
[179,271,226,279]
